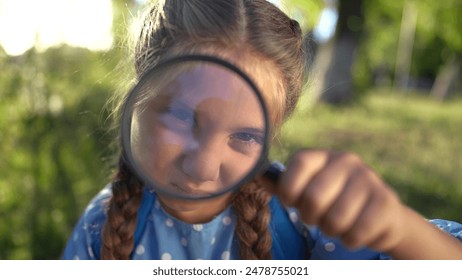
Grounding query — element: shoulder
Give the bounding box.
[62,184,113,259]
[81,184,112,225]
[429,219,462,241]
[82,184,113,250]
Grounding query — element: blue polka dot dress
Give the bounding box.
[62,184,462,260]
[132,192,238,260]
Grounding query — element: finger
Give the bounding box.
[340,186,400,249]
[318,166,372,237]
[278,149,330,206]
[367,229,396,252]
[297,152,359,225]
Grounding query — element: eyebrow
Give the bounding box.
[237,126,265,135]
[230,126,266,145]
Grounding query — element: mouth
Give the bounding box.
[170,183,213,198]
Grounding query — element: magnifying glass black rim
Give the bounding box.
[120,54,271,200]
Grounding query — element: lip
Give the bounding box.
[170,182,214,197]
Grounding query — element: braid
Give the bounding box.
[233,180,272,260]
[101,157,143,259]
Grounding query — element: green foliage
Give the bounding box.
[0,0,139,260]
[282,0,324,31]
[357,0,462,89]
[0,46,127,259]
[272,90,462,222]
[282,0,461,99]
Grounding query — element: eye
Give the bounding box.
[233,132,263,145]
[164,106,195,126]
[229,131,264,156]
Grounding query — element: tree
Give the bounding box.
[283,0,365,104]
[288,0,462,103]
[319,0,364,104]
[357,0,461,97]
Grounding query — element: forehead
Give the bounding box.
[228,53,285,127]
[165,63,266,127]
[172,63,254,101]
[165,48,285,123]
[137,50,284,131]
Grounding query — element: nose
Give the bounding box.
[181,135,223,183]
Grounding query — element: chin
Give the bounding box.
[160,195,204,211]
[157,192,234,223]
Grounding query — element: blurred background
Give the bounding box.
[0,0,461,259]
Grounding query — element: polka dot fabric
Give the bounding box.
[132,192,238,260]
[62,184,462,260]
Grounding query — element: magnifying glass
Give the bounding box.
[121,54,278,200]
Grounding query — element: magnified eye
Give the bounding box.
[162,106,195,128]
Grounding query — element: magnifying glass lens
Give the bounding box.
[122,56,269,199]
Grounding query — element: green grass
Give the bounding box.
[271,90,462,222]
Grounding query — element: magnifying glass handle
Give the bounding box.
[262,160,285,183]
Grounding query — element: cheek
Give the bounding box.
[132,119,187,185]
[149,141,180,184]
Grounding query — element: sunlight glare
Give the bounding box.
[0,0,113,56]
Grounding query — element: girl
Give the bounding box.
[62,0,462,260]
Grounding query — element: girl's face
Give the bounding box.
[130,63,267,200]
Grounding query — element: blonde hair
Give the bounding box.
[102,0,308,260]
